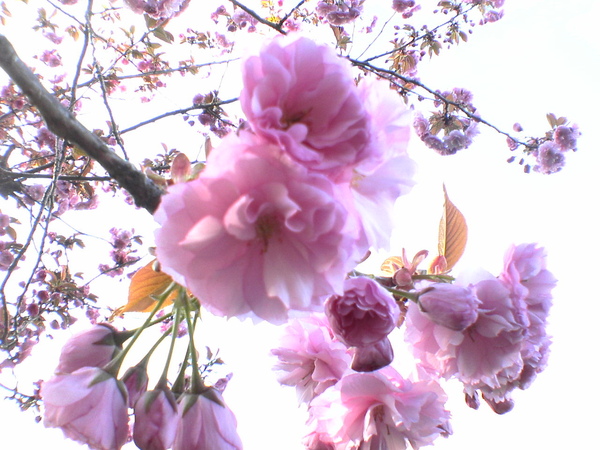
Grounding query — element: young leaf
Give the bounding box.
[118,260,176,313]
[380,256,403,277]
[437,185,468,271]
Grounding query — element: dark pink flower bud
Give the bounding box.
[325,277,399,347]
[417,283,480,331]
[351,337,394,372]
[133,389,178,450]
[122,364,149,408]
[55,324,121,374]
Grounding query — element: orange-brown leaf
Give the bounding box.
[121,260,175,313]
[380,256,403,277]
[437,185,468,271]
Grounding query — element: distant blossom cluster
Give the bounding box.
[413,88,479,155]
[154,35,416,324]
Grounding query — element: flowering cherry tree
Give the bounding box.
[0,1,577,449]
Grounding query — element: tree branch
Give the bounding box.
[0,34,164,214]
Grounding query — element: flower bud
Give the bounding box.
[133,389,178,450]
[121,364,149,408]
[351,338,394,372]
[417,283,480,331]
[325,277,399,348]
[56,324,121,374]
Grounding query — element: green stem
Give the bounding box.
[181,288,204,394]
[103,282,176,376]
[387,287,419,302]
[156,307,182,389]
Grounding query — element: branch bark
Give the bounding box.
[0,34,164,214]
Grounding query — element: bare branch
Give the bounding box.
[0,34,164,214]
[228,0,287,35]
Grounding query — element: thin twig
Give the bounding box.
[228,0,286,35]
[0,34,164,213]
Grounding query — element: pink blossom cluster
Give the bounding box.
[98,227,140,277]
[124,0,190,20]
[532,125,580,174]
[41,324,242,450]
[405,243,556,413]
[154,36,415,324]
[413,88,479,155]
[316,1,364,26]
[271,311,452,449]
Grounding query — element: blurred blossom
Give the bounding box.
[392,0,416,13]
[307,367,451,449]
[124,0,190,19]
[553,125,580,151]
[271,313,351,404]
[41,367,129,450]
[534,141,565,174]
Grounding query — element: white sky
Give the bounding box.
[1,0,599,449]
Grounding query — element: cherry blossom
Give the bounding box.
[154,132,358,324]
[41,367,129,450]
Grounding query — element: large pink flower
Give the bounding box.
[240,36,370,175]
[154,133,357,324]
[55,324,121,374]
[41,367,129,450]
[307,367,451,449]
[173,391,242,450]
[271,313,352,404]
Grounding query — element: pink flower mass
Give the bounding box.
[240,36,371,176]
[155,132,358,324]
[55,324,120,374]
[307,367,451,449]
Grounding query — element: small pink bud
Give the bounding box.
[417,283,480,331]
[121,364,149,408]
[351,338,394,372]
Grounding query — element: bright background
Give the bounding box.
[1,1,599,449]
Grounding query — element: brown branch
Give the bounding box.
[0,34,164,214]
[228,0,287,35]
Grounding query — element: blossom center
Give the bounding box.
[255,213,280,252]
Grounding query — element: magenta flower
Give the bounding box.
[41,367,129,450]
[307,367,451,449]
[417,283,480,331]
[55,324,120,374]
[173,390,242,450]
[271,313,351,404]
[325,277,399,348]
[534,141,565,174]
[133,389,178,450]
[240,36,370,176]
[154,133,357,324]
